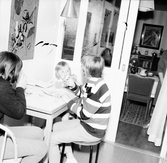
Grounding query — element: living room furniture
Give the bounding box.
[130,54,160,72]
[124,74,159,98]
[125,74,155,121]
[25,84,76,163]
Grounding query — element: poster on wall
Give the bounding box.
[8,0,39,60]
[139,23,164,50]
[82,0,104,56]
[100,9,112,47]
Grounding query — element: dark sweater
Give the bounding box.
[0,77,26,123]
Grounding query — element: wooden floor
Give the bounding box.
[72,141,163,163]
[116,121,161,154]
[71,121,165,163]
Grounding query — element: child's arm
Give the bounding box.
[67,81,110,120]
[63,75,82,97]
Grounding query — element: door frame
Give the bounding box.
[105,0,140,142]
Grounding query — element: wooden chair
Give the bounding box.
[60,140,101,163]
[126,74,154,121]
[0,124,22,163]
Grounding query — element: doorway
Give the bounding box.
[114,1,165,156]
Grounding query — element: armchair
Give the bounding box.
[125,74,154,122]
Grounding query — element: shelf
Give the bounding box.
[131,54,159,71]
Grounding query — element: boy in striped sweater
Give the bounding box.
[49,55,111,163]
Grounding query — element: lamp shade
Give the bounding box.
[139,0,154,12]
[60,0,77,18]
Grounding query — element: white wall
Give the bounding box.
[23,0,64,82]
[0,0,65,125]
[0,0,12,51]
[0,0,64,83]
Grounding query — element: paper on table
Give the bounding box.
[42,86,76,103]
[27,78,53,88]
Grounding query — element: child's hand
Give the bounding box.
[63,75,76,88]
[16,72,27,89]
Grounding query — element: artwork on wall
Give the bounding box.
[61,0,80,61]
[139,23,164,50]
[81,0,104,56]
[100,8,118,50]
[82,12,92,56]
[100,9,112,47]
[8,0,39,60]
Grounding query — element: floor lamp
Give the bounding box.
[60,0,77,18]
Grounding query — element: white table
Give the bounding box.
[25,85,76,163]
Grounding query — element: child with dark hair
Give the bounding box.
[101,48,112,67]
[0,51,47,163]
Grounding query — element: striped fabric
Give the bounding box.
[68,77,111,138]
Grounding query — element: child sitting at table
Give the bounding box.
[54,61,78,88]
[49,55,111,163]
[32,61,78,125]
[0,51,47,163]
[53,61,78,121]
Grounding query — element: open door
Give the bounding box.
[105,0,140,142]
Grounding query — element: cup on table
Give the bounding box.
[54,80,63,89]
[53,80,63,101]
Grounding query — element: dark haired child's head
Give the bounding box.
[101,48,112,67]
[0,51,22,83]
[55,61,71,82]
[81,55,104,78]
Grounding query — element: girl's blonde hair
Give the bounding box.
[55,61,71,79]
[81,55,104,78]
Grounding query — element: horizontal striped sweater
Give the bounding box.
[68,77,111,138]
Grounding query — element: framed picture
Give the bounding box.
[139,23,164,50]
[100,9,112,47]
[8,0,39,60]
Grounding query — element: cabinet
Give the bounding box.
[138,55,153,70]
[133,54,159,72]
[151,56,160,71]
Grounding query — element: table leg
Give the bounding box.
[42,117,53,163]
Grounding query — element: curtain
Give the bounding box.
[147,71,167,146]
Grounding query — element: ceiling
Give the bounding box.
[106,0,167,11]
